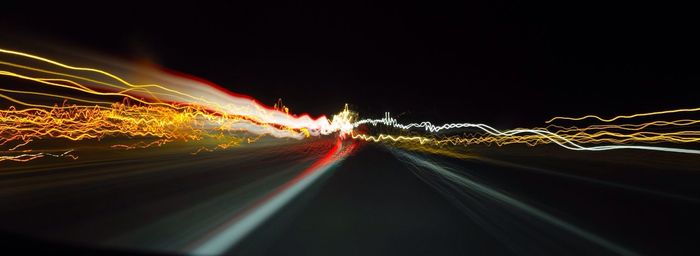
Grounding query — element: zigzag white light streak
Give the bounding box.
[354,112,700,155]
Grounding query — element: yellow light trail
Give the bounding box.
[0,47,349,163]
[6,46,700,163]
[546,106,700,123]
[352,111,700,155]
[0,47,347,135]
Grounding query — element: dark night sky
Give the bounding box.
[2,1,699,127]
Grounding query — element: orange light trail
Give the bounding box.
[0,47,352,162]
[6,46,700,163]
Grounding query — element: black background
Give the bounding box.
[2,1,699,127]
[2,2,700,255]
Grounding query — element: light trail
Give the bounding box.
[0,42,697,256]
[4,45,700,163]
[0,47,355,162]
[0,48,355,136]
[352,112,700,154]
[546,106,700,123]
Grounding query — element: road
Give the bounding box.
[1,138,699,255]
[236,144,700,256]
